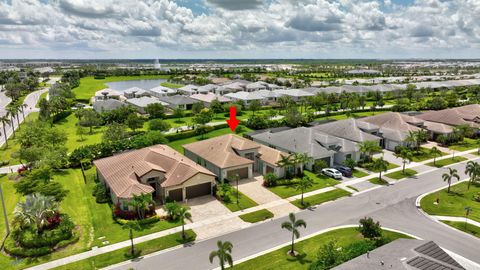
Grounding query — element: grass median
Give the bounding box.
[385,169,417,180]
[291,188,350,209]
[239,209,274,223]
[426,156,467,168]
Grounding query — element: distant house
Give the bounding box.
[93,99,126,113]
[189,92,230,107]
[124,87,150,99]
[93,145,216,206]
[417,104,480,129]
[196,84,218,94]
[183,134,287,181]
[245,82,267,92]
[147,85,177,98]
[272,89,314,101]
[158,95,196,110]
[333,239,465,270]
[126,96,169,114]
[94,88,122,101]
[312,118,382,148]
[177,84,199,95]
[222,81,246,92]
[224,91,265,105]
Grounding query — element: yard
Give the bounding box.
[267,171,338,199]
[426,156,468,168]
[420,182,480,223]
[291,188,351,209]
[72,75,169,102]
[233,227,410,270]
[360,158,399,172]
[411,147,448,162]
[385,169,418,180]
[239,209,274,223]
[449,138,480,152]
[368,177,389,185]
[221,190,258,212]
[352,169,369,178]
[0,112,39,164]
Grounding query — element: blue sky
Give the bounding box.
[0,0,478,59]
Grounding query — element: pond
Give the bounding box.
[106,79,167,91]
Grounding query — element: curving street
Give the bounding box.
[111,158,480,270]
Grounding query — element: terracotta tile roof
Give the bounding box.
[257,145,286,165]
[423,121,453,134]
[418,108,478,128]
[93,145,215,199]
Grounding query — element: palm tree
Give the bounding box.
[442,168,460,193]
[0,115,10,148]
[209,240,233,270]
[358,141,382,162]
[177,206,192,240]
[5,108,16,138]
[122,220,141,257]
[430,146,441,166]
[405,131,418,151]
[295,175,314,206]
[13,193,58,234]
[373,157,389,181]
[465,161,480,190]
[129,193,154,220]
[281,213,307,256]
[292,153,313,176]
[276,154,293,176]
[394,148,413,174]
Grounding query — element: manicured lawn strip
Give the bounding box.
[316,110,387,121]
[0,112,39,164]
[361,159,399,172]
[239,209,274,223]
[160,82,184,88]
[291,188,350,209]
[420,182,480,223]
[233,228,410,270]
[426,156,468,168]
[222,191,258,212]
[411,147,448,162]
[368,177,389,185]
[72,75,169,102]
[352,169,368,178]
[167,127,252,153]
[347,185,359,192]
[57,114,106,152]
[442,221,480,238]
[449,138,480,152]
[267,171,338,199]
[385,169,417,180]
[52,230,196,270]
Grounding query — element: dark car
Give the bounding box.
[334,166,352,177]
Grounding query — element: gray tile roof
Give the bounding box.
[126,96,168,108]
[93,99,125,112]
[312,118,382,143]
[158,95,196,105]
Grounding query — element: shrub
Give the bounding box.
[163,202,181,221]
[115,215,160,226]
[314,160,328,174]
[93,182,110,203]
[263,173,278,187]
[474,192,480,202]
[358,217,382,239]
[4,236,51,257]
[148,119,171,132]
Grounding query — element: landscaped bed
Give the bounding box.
[233,227,411,270]
[267,171,338,199]
[291,188,351,209]
[420,182,480,223]
[52,230,196,270]
[239,209,274,223]
[385,169,418,180]
[426,156,468,168]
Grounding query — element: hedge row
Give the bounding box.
[164,123,228,141]
[114,215,161,226]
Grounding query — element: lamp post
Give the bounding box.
[464,206,472,230]
[0,183,9,236]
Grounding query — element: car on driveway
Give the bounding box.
[321,168,343,180]
[334,166,352,177]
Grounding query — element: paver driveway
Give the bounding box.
[187,196,231,222]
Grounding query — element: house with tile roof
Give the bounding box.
[189,92,230,106]
[125,96,169,114]
[183,134,287,181]
[417,104,480,129]
[93,145,216,207]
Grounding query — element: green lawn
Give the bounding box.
[442,221,480,238]
[167,126,252,153]
[291,188,351,209]
[385,169,417,180]
[316,110,386,121]
[368,177,389,185]
[267,171,338,199]
[52,230,196,270]
[72,75,169,102]
[233,227,410,270]
[411,147,448,162]
[221,191,258,212]
[0,112,39,164]
[239,209,274,223]
[449,138,480,152]
[420,182,480,223]
[36,91,49,107]
[160,82,184,88]
[361,159,399,172]
[426,156,468,168]
[352,169,369,178]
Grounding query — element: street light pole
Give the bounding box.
[0,183,9,236]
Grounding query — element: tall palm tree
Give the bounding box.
[5,108,16,138]
[209,240,233,270]
[276,154,293,176]
[405,131,418,151]
[394,148,413,174]
[0,114,10,148]
[373,157,389,181]
[430,146,441,166]
[122,220,141,256]
[292,153,313,176]
[465,161,480,190]
[129,193,154,220]
[442,168,460,193]
[13,193,58,234]
[281,213,307,256]
[295,175,314,206]
[177,206,192,240]
[358,141,382,162]
[20,103,27,120]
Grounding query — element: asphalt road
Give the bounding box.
[113,157,480,270]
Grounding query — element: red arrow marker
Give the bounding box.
[226,106,240,132]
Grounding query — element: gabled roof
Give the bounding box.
[126,96,168,108]
[312,118,382,143]
[93,145,215,199]
[158,95,196,105]
[189,93,230,103]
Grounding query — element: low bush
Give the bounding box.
[114,215,161,226]
[17,214,75,248]
[4,237,51,257]
[92,182,110,203]
[263,173,278,187]
[474,192,480,202]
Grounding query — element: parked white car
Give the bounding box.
[321,168,343,180]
